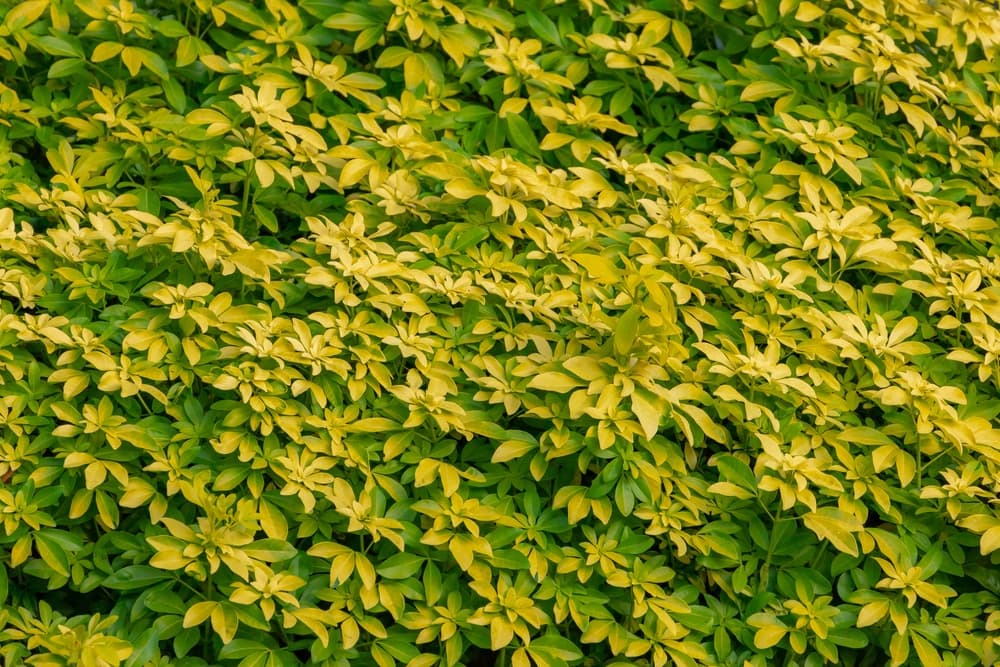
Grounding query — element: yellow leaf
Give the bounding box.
[671,20,692,56]
[260,498,289,540]
[449,535,476,571]
[341,617,360,649]
[183,601,217,628]
[741,81,792,102]
[444,178,484,200]
[528,372,581,393]
[119,479,155,508]
[63,452,94,468]
[92,41,124,62]
[120,46,143,76]
[490,616,515,651]
[794,1,825,21]
[149,551,191,571]
[499,97,528,118]
[911,633,942,667]
[980,525,1000,555]
[857,599,889,627]
[631,390,662,440]
[211,604,239,643]
[803,507,862,556]
[11,535,31,567]
[414,459,438,488]
[707,482,755,500]
[540,133,575,150]
[491,439,536,463]
[754,625,787,649]
[84,462,107,490]
[573,253,620,283]
[69,488,93,519]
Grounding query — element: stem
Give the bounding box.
[241,163,254,235]
[172,574,205,598]
[633,72,653,119]
[758,506,783,593]
[498,647,508,667]
[915,434,923,488]
[873,74,886,116]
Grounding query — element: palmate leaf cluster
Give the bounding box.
[0,0,999,665]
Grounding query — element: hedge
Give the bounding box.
[0,0,999,666]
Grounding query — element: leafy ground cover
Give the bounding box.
[0,0,999,665]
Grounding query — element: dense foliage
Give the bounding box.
[0,0,1000,665]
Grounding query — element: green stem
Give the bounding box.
[758,506,783,593]
[873,74,886,116]
[915,435,922,488]
[498,647,508,667]
[633,72,653,119]
[241,163,254,235]
[172,574,205,598]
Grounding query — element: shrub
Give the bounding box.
[0,0,999,666]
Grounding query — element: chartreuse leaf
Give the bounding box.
[376,553,424,579]
[614,306,641,357]
[803,508,864,557]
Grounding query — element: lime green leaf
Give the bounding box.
[614,306,641,357]
[741,80,792,102]
[376,553,424,579]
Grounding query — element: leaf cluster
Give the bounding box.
[0,1,999,666]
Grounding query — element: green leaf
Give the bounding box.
[525,9,562,46]
[155,18,190,38]
[488,549,531,570]
[506,114,540,156]
[242,539,297,562]
[162,77,187,112]
[714,454,757,490]
[104,565,173,590]
[33,34,84,58]
[219,639,272,660]
[376,553,424,579]
[144,590,189,615]
[33,531,70,577]
[48,58,86,79]
[531,633,584,661]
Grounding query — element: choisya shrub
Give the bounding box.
[0,0,999,665]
